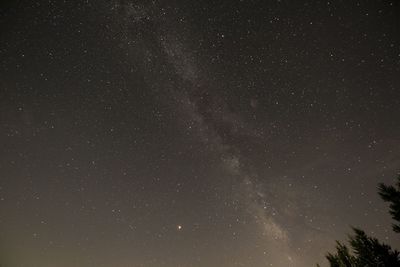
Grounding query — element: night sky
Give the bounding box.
[1,1,400,266]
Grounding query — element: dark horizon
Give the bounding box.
[1,1,400,266]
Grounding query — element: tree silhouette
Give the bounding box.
[378,174,400,233]
[321,174,400,266]
[326,240,356,266]
[325,228,399,267]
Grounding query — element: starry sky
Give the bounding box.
[1,1,400,267]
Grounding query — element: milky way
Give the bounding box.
[1,1,400,267]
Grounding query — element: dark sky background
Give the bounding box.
[1,1,400,266]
